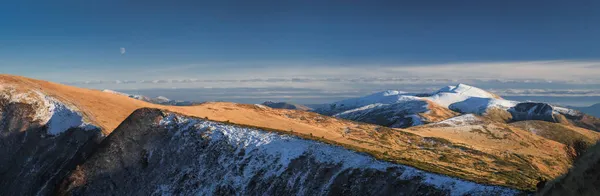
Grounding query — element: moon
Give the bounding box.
[120,47,126,55]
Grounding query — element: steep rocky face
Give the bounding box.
[509,102,600,132]
[58,109,519,196]
[509,102,557,122]
[0,86,103,196]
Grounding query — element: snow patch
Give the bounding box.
[449,97,518,114]
[426,84,498,108]
[102,89,130,96]
[553,106,579,116]
[254,104,268,109]
[157,113,519,196]
[435,114,481,126]
[1,85,98,135]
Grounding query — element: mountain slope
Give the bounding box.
[314,90,458,128]
[57,109,519,196]
[539,141,600,195]
[511,120,600,146]
[568,103,600,118]
[333,99,458,128]
[509,102,600,132]
[0,80,104,196]
[1,74,596,192]
[577,103,600,117]
[316,83,599,132]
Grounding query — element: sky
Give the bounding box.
[1,0,599,105]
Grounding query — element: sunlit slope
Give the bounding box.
[2,74,599,190]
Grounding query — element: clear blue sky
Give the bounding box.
[1,0,599,85]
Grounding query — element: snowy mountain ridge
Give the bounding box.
[58,110,519,195]
[316,83,598,129]
[1,85,97,135]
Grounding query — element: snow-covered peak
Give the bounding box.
[426,84,500,108]
[315,90,415,115]
[2,86,98,135]
[435,84,498,99]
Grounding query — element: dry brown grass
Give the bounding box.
[2,74,598,191]
[539,142,600,195]
[420,100,459,123]
[511,120,600,146]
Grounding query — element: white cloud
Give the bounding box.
[27,60,600,91]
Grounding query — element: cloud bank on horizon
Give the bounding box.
[46,60,599,83]
[35,60,598,99]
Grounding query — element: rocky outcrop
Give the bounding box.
[0,87,103,196]
[509,102,557,122]
[509,102,600,132]
[57,108,519,196]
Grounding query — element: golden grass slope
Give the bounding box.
[2,74,599,191]
[538,141,600,195]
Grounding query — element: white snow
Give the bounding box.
[155,96,171,102]
[102,89,130,96]
[1,85,98,135]
[321,83,525,125]
[157,113,520,196]
[45,98,97,135]
[435,114,482,126]
[103,89,148,100]
[436,84,497,98]
[426,84,499,108]
[553,106,579,116]
[321,83,512,116]
[319,90,411,113]
[448,97,518,114]
[254,104,268,109]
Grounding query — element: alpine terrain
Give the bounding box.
[1,75,598,195]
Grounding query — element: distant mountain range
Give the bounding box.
[260,101,312,110]
[568,103,600,118]
[310,84,599,132]
[102,89,203,106]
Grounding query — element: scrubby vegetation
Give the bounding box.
[539,142,600,195]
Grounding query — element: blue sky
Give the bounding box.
[1,1,599,104]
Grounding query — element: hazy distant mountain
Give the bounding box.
[568,103,600,118]
[260,101,312,110]
[102,89,202,106]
